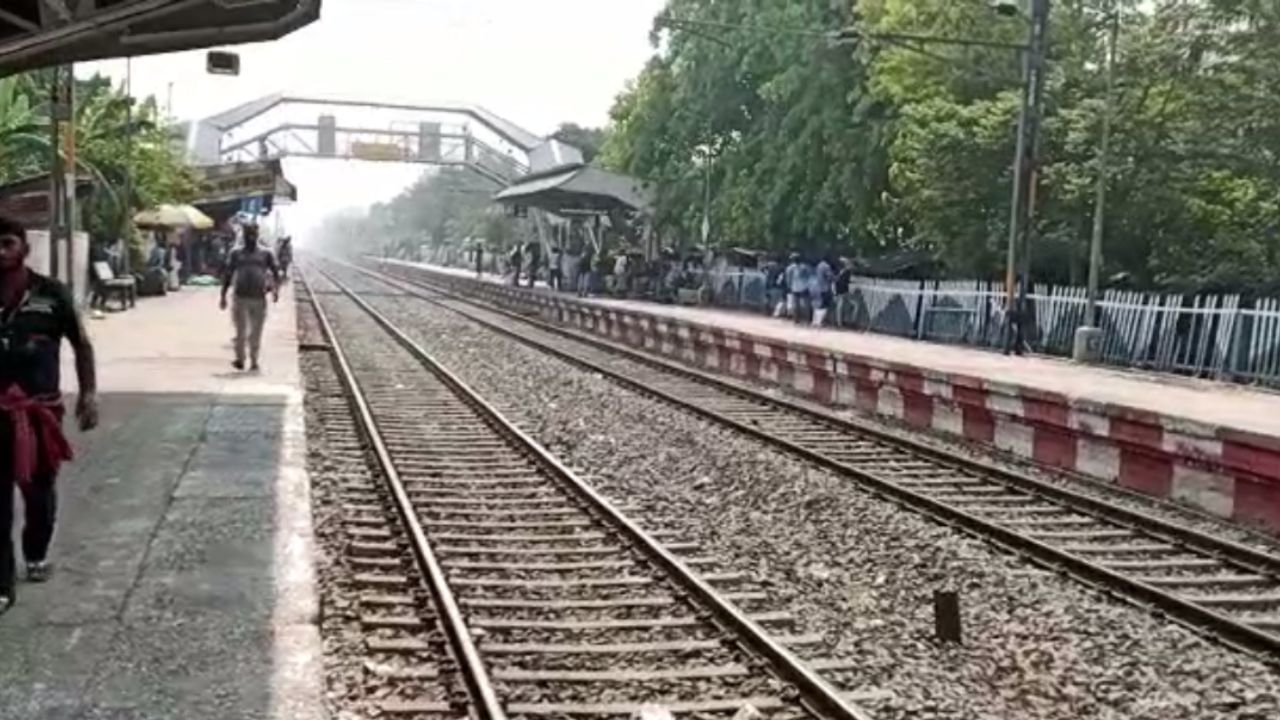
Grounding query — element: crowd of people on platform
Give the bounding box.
[90,227,293,299]
[474,241,713,302]
[762,254,856,328]
[476,241,859,329]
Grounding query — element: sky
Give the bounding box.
[77,0,668,241]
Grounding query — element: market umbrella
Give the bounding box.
[133,204,214,230]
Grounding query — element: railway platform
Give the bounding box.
[0,285,320,720]
[376,259,1280,534]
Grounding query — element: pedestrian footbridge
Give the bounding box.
[187,93,582,186]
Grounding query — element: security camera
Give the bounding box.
[989,0,1022,18]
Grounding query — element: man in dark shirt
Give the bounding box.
[220,225,280,371]
[526,241,541,289]
[833,258,853,327]
[577,246,594,297]
[0,215,99,615]
[508,244,523,286]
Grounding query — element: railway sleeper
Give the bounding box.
[1026,530,1136,542]
[469,611,792,631]
[1137,574,1274,588]
[1181,592,1280,609]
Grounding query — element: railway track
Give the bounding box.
[339,259,1280,664]
[298,300,466,717]
[299,268,874,720]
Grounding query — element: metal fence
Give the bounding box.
[704,269,1280,386]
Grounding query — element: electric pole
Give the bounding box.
[1073,4,1119,363]
[49,64,76,298]
[1004,0,1050,355]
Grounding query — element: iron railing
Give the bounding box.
[704,270,1280,386]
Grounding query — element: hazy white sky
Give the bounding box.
[77,0,668,240]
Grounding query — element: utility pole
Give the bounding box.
[1073,4,1118,363]
[1004,0,1051,355]
[122,57,134,276]
[49,64,76,297]
[701,153,711,258]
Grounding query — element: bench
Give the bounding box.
[90,261,137,310]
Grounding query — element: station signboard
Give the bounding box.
[351,142,405,162]
[193,160,296,206]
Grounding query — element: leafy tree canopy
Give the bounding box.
[0,71,199,244]
[601,0,1280,292]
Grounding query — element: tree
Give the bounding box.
[313,167,518,260]
[601,0,890,255]
[0,71,198,245]
[601,0,1280,291]
[0,76,47,184]
[551,123,608,164]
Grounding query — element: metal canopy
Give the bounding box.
[0,0,320,77]
[494,164,653,215]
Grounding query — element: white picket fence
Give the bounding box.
[404,254,1280,386]
[705,269,1280,385]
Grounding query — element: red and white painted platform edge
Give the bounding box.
[377,258,1280,533]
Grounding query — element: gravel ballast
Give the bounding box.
[321,266,1280,720]
[298,291,460,718]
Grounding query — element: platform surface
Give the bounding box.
[409,260,1280,439]
[0,284,320,720]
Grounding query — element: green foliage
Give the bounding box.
[0,71,197,242]
[551,123,608,164]
[603,0,1280,291]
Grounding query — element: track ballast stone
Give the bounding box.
[326,264,1280,720]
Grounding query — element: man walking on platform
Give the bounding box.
[0,215,99,616]
[784,254,810,324]
[811,257,834,327]
[220,225,280,372]
[508,244,523,286]
[549,246,563,291]
[526,241,541,289]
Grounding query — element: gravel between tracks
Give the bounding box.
[299,296,458,717]
[324,268,1280,720]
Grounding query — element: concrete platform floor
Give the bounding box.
[0,284,320,720]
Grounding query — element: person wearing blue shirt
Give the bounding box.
[784,254,811,324]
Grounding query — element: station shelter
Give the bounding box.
[492,163,654,292]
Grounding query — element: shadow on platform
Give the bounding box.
[0,390,313,720]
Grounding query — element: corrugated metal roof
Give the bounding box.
[494,165,653,213]
[1,1,319,77]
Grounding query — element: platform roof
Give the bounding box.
[0,0,320,77]
[493,164,653,215]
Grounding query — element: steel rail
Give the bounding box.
[299,270,508,720]
[318,267,874,720]
[358,261,1280,574]
[347,260,1280,663]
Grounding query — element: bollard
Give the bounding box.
[933,589,962,644]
